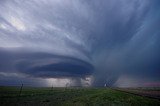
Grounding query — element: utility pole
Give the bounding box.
[19,83,23,96]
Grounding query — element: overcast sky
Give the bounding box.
[0,0,160,87]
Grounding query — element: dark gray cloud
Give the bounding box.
[0,48,93,78]
[0,0,160,87]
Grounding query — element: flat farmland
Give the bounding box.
[0,86,160,106]
[115,87,160,100]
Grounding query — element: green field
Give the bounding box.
[0,86,160,106]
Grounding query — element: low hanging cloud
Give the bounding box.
[0,48,93,77]
[0,0,160,87]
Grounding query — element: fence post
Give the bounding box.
[51,84,53,91]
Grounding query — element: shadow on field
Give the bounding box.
[0,86,160,106]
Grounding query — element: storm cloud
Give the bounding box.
[0,0,160,87]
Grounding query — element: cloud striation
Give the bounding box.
[0,0,160,87]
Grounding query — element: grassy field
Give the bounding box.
[0,86,160,106]
[116,87,160,100]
